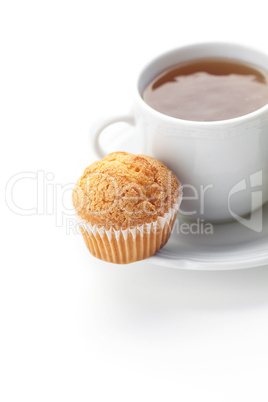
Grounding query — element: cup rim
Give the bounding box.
[134,42,268,128]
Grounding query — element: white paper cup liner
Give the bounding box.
[76,188,183,264]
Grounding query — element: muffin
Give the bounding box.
[72,152,182,264]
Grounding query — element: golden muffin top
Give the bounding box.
[72,152,179,229]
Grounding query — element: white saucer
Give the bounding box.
[95,125,268,271]
[150,204,268,270]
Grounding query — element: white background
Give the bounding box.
[1,1,268,401]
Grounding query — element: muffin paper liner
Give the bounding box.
[76,189,183,264]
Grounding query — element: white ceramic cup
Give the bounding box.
[91,43,268,222]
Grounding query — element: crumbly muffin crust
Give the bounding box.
[72,152,179,229]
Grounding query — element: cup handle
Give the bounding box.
[90,115,135,159]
